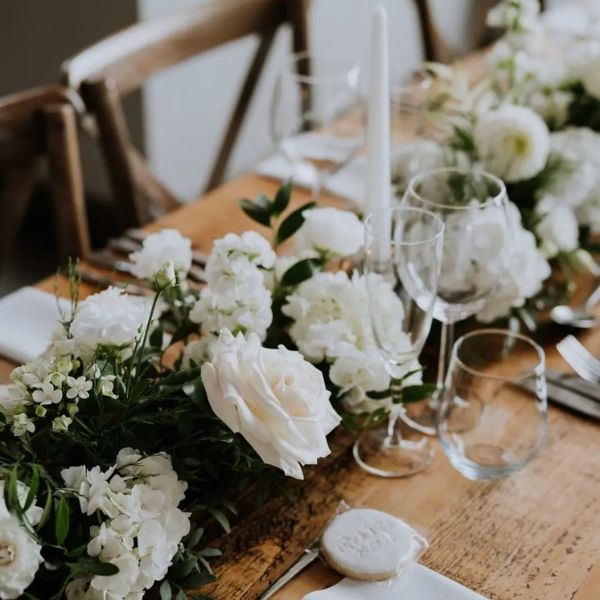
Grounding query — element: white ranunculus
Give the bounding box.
[70,288,151,353]
[474,104,550,182]
[129,228,192,281]
[295,207,363,258]
[535,196,579,257]
[201,330,341,479]
[0,518,44,599]
[479,204,550,322]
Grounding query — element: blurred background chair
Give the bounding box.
[61,0,310,228]
[0,85,90,278]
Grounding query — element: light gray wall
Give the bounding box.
[138,0,479,201]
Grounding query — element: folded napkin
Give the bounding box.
[255,152,367,207]
[303,563,489,600]
[0,287,69,364]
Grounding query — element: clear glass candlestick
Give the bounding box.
[353,207,444,478]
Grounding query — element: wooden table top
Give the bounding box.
[1,49,599,600]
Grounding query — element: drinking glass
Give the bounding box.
[402,167,512,433]
[438,329,548,480]
[353,207,444,478]
[271,52,364,202]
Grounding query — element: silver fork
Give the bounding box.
[557,335,600,382]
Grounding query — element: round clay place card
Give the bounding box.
[320,508,423,581]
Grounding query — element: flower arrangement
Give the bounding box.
[0,183,430,599]
[392,0,600,326]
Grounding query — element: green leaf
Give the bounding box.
[401,384,437,404]
[4,466,20,517]
[365,388,391,401]
[280,258,322,287]
[271,179,292,216]
[65,544,88,558]
[55,495,70,546]
[23,465,40,512]
[237,198,271,227]
[80,560,120,576]
[169,555,197,579]
[160,580,172,600]
[176,590,187,600]
[183,572,217,588]
[37,482,53,529]
[208,507,230,533]
[186,527,204,550]
[275,201,316,246]
[199,547,222,558]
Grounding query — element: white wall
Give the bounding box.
[138,0,480,201]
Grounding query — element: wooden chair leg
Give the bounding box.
[0,161,37,276]
[43,103,91,264]
[206,28,277,192]
[81,78,147,228]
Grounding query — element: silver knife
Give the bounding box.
[545,380,600,420]
[546,368,600,401]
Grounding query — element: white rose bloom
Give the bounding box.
[479,204,550,322]
[201,330,341,479]
[295,208,363,257]
[474,104,550,182]
[535,196,579,257]
[129,228,192,281]
[70,288,151,353]
[0,518,43,599]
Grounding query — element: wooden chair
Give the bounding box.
[61,0,310,228]
[0,86,91,274]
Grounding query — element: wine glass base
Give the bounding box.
[353,426,434,478]
[403,399,438,436]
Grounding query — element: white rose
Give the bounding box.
[474,104,550,182]
[535,196,579,257]
[0,518,43,599]
[129,228,192,281]
[295,208,363,257]
[201,330,341,479]
[70,288,151,353]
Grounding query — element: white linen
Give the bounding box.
[302,563,489,600]
[255,153,367,207]
[0,287,69,364]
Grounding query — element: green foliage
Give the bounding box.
[237,179,293,230]
[275,201,316,246]
[280,257,323,287]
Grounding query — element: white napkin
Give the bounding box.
[302,563,489,600]
[255,152,367,207]
[0,287,69,364]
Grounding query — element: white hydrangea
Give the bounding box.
[129,228,192,282]
[535,196,579,258]
[70,288,152,355]
[0,480,44,600]
[474,104,550,182]
[294,208,363,258]
[62,449,190,599]
[487,0,542,52]
[479,204,550,322]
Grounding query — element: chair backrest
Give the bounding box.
[0,85,91,274]
[61,0,310,227]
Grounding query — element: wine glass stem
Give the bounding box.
[435,321,455,397]
[384,404,402,448]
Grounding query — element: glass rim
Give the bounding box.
[406,167,507,211]
[364,206,445,247]
[280,51,360,85]
[452,328,545,382]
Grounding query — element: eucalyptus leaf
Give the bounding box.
[183,572,217,588]
[208,507,230,533]
[275,201,316,246]
[55,495,70,546]
[159,579,172,600]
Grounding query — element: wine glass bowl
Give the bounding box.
[271,53,365,201]
[438,329,548,481]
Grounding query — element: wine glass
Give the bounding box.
[402,167,512,434]
[353,207,444,478]
[271,52,365,202]
[438,329,547,480]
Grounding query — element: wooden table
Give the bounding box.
[2,49,600,600]
[1,173,598,600]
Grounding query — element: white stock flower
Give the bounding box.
[295,208,363,257]
[0,518,43,599]
[11,413,35,437]
[201,330,340,479]
[31,382,62,406]
[70,288,151,354]
[129,228,192,281]
[52,415,73,433]
[474,104,550,182]
[181,338,212,368]
[535,196,579,257]
[479,204,550,322]
[66,376,92,400]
